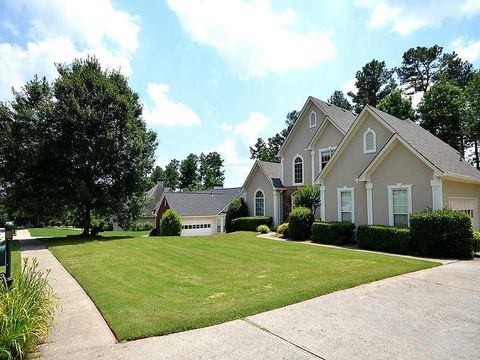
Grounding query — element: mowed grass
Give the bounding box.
[29,227,149,238]
[0,240,21,275]
[44,232,438,341]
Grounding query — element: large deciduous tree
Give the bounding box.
[397,45,443,94]
[348,59,396,113]
[417,81,467,155]
[328,90,352,110]
[377,89,416,120]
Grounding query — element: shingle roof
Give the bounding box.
[163,187,242,216]
[368,106,480,181]
[257,160,285,188]
[311,97,356,133]
[144,182,166,217]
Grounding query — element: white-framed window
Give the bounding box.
[319,147,336,171]
[363,128,376,153]
[254,189,265,216]
[388,184,412,227]
[309,111,317,128]
[293,155,304,185]
[337,187,355,223]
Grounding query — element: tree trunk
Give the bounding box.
[82,204,91,236]
[475,140,479,170]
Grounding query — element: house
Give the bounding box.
[242,96,480,230]
[155,186,242,236]
[138,181,167,225]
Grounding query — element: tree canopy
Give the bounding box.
[328,90,352,110]
[377,89,416,120]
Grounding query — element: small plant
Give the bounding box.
[0,259,58,359]
[160,209,182,236]
[288,207,313,240]
[256,225,270,234]
[277,223,289,238]
[225,198,248,233]
[292,185,321,213]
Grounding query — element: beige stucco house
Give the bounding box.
[242,97,480,230]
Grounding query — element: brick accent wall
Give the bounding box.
[282,186,298,222]
[155,199,170,230]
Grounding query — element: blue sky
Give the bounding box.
[1,0,480,186]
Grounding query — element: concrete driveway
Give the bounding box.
[30,249,479,360]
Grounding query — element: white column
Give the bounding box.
[280,157,284,183]
[310,150,315,184]
[220,216,224,233]
[273,190,279,226]
[430,179,443,210]
[320,185,326,221]
[366,182,374,225]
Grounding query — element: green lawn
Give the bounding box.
[29,227,149,238]
[1,240,21,275]
[44,232,439,341]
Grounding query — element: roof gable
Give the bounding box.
[242,160,284,190]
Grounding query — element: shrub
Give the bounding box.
[0,259,58,359]
[149,228,159,236]
[357,225,410,254]
[311,221,356,245]
[410,208,473,259]
[277,223,289,238]
[256,225,270,234]
[473,232,480,254]
[160,209,182,236]
[130,222,154,231]
[292,185,321,213]
[288,207,313,240]
[231,216,272,232]
[225,198,248,233]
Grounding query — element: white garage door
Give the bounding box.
[181,218,215,236]
[448,197,478,230]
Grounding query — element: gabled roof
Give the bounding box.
[144,182,166,217]
[277,97,356,156]
[161,187,242,217]
[310,97,356,133]
[316,105,480,183]
[242,160,285,190]
[367,106,480,181]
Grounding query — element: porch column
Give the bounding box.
[430,179,443,210]
[273,190,279,226]
[366,182,374,225]
[220,216,224,233]
[280,157,284,183]
[310,150,315,183]
[320,185,326,221]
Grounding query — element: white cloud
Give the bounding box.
[219,122,233,131]
[452,37,480,63]
[0,0,139,100]
[143,83,201,127]
[210,112,271,186]
[355,0,480,35]
[166,0,335,77]
[342,78,357,99]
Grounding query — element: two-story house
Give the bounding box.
[242,97,480,230]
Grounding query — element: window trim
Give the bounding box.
[387,184,412,227]
[254,188,265,216]
[309,111,317,128]
[318,146,337,171]
[337,187,355,223]
[363,128,377,154]
[292,154,304,185]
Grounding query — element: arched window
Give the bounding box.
[363,128,376,153]
[309,111,317,128]
[254,189,265,216]
[293,155,304,185]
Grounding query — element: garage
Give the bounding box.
[448,197,478,230]
[181,217,216,236]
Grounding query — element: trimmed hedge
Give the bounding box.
[410,208,473,259]
[225,198,248,233]
[473,232,480,254]
[311,221,355,245]
[160,209,182,236]
[231,216,272,232]
[288,207,313,240]
[357,225,410,254]
[277,223,289,238]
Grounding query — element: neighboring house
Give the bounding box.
[155,186,243,236]
[243,96,480,230]
[138,181,167,225]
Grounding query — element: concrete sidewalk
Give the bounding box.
[19,234,480,359]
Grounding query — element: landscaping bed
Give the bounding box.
[43,232,437,341]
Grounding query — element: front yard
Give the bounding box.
[29,227,150,238]
[43,232,438,341]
